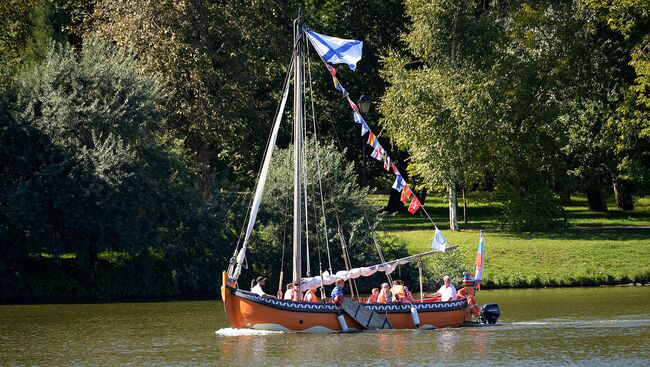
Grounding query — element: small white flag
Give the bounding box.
[432,226,447,252]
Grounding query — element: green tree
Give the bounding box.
[380,1,571,230]
[245,139,410,291]
[582,0,650,207]
[2,39,237,298]
[90,0,291,197]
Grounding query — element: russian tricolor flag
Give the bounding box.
[475,231,485,290]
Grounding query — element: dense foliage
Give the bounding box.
[0,40,233,300]
[0,0,648,300]
[380,0,649,230]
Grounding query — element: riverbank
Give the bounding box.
[376,194,650,288]
[2,194,648,303]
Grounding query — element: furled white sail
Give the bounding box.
[230,66,293,281]
[298,247,454,292]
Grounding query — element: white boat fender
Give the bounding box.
[337,312,349,332]
[410,305,420,327]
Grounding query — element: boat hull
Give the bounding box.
[221,272,467,332]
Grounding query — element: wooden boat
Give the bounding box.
[222,272,468,332]
[220,13,497,333]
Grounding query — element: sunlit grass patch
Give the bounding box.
[371,193,650,287]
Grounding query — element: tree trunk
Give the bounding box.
[419,188,427,206]
[448,183,459,231]
[193,142,214,199]
[557,177,572,206]
[586,186,607,212]
[386,189,405,213]
[612,176,634,210]
[462,186,467,224]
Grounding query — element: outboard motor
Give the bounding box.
[479,303,500,324]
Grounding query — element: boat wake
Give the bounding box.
[507,317,650,329]
[215,328,285,336]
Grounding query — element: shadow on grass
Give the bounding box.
[565,210,650,221]
[508,227,650,242]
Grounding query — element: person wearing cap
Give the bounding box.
[251,276,269,297]
[435,275,457,302]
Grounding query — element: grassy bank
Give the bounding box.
[375,194,650,288]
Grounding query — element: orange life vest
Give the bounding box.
[378,289,392,303]
[391,284,406,300]
[392,284,414,302]
[458,287,480,321]
[366,294,379,303]
[303,289,319,302]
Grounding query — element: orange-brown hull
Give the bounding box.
[221,272,467,332]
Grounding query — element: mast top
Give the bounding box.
[295,9,304,31]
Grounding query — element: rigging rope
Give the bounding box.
[300,37,311,278]
[311,201,326,300]
[229,39,299,279]
[334,212,359,300]
[277,190,291,297]
[365,216,393,285]
[306,42,334,275]
[304,36,443,232]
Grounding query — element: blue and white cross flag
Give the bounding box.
[392,173,405,191]
[432,226,448,252]
[305,29,363,71]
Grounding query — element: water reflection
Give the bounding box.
[1,287,649,366]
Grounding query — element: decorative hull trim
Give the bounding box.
[230,286,466,313]
[221,272,467,332]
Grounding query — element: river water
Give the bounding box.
[1,287,648,366]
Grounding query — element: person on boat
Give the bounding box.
[303,286,319,303]
[331,278,345,306]
[391,279,416,303]
[283,283,298,301]
[434,275,457,302]
[378,282,393,304]
[251,276,270,297]
[457,272,480,321]
[366,288,380,303]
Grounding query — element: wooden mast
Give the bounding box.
[292,13,303,284]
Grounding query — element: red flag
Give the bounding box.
[400,189,410,203]
[400,186,412,203]
[367,131,376,146]
[347,98,359,112]
[391,163,399,175]
[384,156,391,171]
[407,196,421,214]
[326,64,337,76]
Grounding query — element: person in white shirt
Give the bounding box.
[251,276,269,297]
[283,283,298,300]
[435,275,457,301]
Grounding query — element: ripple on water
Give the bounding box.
[507,316,650,330]
[215,328,285,336]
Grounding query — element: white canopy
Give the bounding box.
[299,246,456,292]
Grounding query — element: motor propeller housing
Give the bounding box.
[480,303,500,324]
